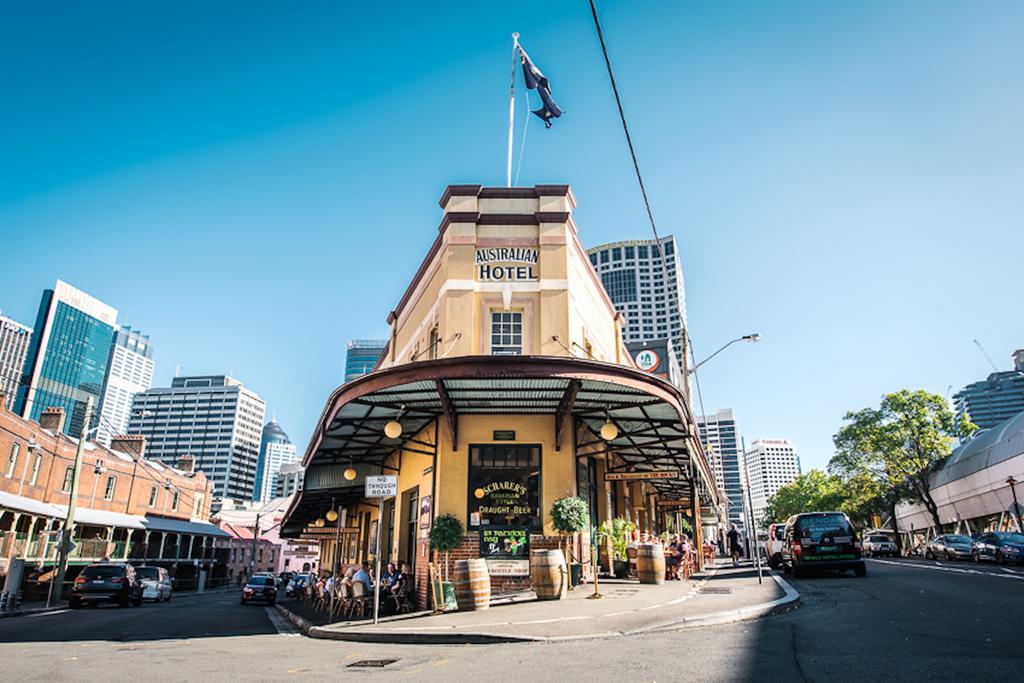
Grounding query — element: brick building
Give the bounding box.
[0,395,230,598]
[218,522,280,585]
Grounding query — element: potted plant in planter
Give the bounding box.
[550,496,589,590]
[598,517,635,578]
[428,513,464,611]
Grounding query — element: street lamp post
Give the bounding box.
[689,334,761,375]
[48,396,93,608]
[1007,476,1022,533]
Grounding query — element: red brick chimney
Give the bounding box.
[39,407,66,433]
[110,434,146,459]
[178,453,195,474]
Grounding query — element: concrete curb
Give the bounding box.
[276,568,799,645]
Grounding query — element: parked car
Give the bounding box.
[862,533,899,558]
[971,532,1024,565]
[781,511,866,578]
[925,534,974,561]
[765,523,787,569]
[136,565,173,602]
[240,575,278,605]
[69,562,144,609]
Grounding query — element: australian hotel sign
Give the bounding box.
[476,247,539,282]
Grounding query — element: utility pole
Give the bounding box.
[248,512,261,578]
[48,396,93,607]
[741,437,763,584]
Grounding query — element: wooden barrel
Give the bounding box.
[637,544,666,584]
[453,558,490,610]
[530,549,567,600]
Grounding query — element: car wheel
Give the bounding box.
[854,565,867,577]
[240,598,247,605]
[996,551,1006,565]
[925,549,933,560]
[972,551,979,562]
[69,598,81,609]
[119,597,130,608]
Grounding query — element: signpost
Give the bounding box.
[605,470,678,481]
[365,475,398,624]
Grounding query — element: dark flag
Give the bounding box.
[518,45,563,127]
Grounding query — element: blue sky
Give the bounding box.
[1,1,1021,471]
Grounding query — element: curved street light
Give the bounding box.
[688,334,761,375]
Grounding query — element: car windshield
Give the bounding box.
[946,535,972,544]
[248,577,273,587]
[994,533,1024,543]
[869,535,889,543]
[80,565,125,579]
[136,567,160,580]
[798,514,854,542]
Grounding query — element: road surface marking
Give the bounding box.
[869,558,1024,580]
[25,609,70,618]
[265,607,301,636]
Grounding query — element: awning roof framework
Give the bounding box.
[286,356,720,535]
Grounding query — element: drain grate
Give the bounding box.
[699,586,732,594]
[348,659,399,669]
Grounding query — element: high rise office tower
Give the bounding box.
[128,375,266,505]
[253,420,298,503]
[697,409,745,531]
[954,349,1024,431]
[0,313,32,411]
[96,326,155,446]
[586,236,689,377]
[744,438,802,527]
[16,280,118,437]
[345,339,387,382]
[275,462,305,499]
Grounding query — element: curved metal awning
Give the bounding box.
[299,355,718,507]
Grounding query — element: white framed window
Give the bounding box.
[62,466,74,493]
[30,453,42,486]
[104,475,117,501]
[5,444,18,478]
[490,310,523,355]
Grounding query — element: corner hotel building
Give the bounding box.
[282,184,721,606]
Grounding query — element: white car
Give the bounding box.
[863,533,899,557]
[137,565,172,602]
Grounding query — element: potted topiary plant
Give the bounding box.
[428,513,464,611]
[551,496,589,590]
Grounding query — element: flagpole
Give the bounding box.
[507,32,519,188]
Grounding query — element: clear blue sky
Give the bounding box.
[1,1,1021,471]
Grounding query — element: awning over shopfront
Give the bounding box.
[0,490,64,519]
[283,355,718,536]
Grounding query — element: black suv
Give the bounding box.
[69,562,144,608]
[782,512,866,578]
[240,575,278,605]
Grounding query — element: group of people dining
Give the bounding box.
[302,561,413,618]
[628,531,714,581]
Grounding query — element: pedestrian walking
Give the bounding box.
[727,523,743,567]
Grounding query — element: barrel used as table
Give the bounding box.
[530,548,567,600]
[637,543,666,584]
[453,558,491,610]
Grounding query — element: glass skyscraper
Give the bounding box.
[954,349,1024,431]
[16,281,118,437]
[253,420,298,502]
[697,409,746,532]
[344,339,387,383]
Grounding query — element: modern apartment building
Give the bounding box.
[745,438,802,527]
[0,313,32,411]
[954,349,1024,431]
[344,339,387,382]
[253,420,297,503]
[697,409,745,530]
[128,375,266,506]
[96,326,155,446]
[15,280,118,437]
[586,236,689,379]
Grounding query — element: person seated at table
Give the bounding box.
[382,562,398,589]
[352,561,373,593]
[665,537,682,579]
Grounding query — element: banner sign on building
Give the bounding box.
[475,248,539,282]
[656,498,691,507]
[605,470,679,481]
[486,559,530,576]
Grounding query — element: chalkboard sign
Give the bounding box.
[493,430,516,441]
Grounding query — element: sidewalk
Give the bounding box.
[276,562,797,644]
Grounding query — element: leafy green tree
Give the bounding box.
[832,390,977,532]
[761,469,844,527]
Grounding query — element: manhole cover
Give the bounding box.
[699,587,732,594]
[347,659,399,669]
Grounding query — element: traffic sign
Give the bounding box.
[365,475,398,498]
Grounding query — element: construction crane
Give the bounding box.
[973,339,1000,372]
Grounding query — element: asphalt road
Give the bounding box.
[1,558,1021,682]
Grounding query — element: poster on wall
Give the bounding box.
[419,495,432,529]
[480,528,530,559]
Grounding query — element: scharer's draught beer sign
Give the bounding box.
[476,247,539,282]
